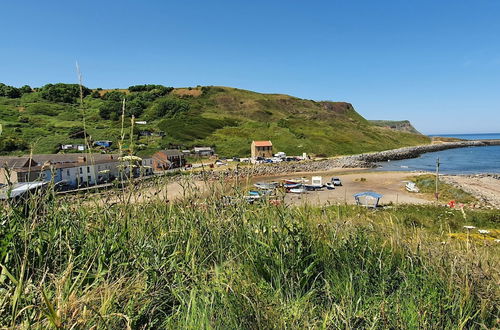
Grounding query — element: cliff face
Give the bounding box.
[369,120,422,135]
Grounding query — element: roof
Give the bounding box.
[253,141,273,147]
[29,153,119,165]
[0,157,33,169]
[193,147,213,151]
[155,149,185,157]
[0,181,48,200]
[353,191,383,199]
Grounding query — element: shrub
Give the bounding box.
[39,83,91,103]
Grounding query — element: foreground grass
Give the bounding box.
[0,182,498,328]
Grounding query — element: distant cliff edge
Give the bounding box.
[369,120,422,135]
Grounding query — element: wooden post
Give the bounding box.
[435,157,440,204]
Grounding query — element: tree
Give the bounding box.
[39,83,91,103]
[102,90,126,102]
[126,98,146,117]
[148,97,190,119]
[99,101,122,120]
[19,85,32,94]
[0,136,28,153]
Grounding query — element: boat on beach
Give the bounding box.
[405,181,420,193]
[289,186,307,194]
[325,182,335,190]
[254,182,278,190]
[283,177,309,184]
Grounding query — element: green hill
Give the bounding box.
[369,120,422,134]
[0,83,430,157]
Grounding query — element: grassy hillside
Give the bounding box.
[0,84,430,157]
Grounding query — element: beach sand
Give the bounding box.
[266,171,431,206]
[106,170,431,206]
[89,169,499,209]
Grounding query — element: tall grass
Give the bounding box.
[0,178,498,328]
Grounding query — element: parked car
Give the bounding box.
[331,177,342,186]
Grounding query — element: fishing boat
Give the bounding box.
[405,181,419,193]
[254,182,278,190]
[304,184,323,191]
[284,177,309,184]
[289,187,307,194]
[325,182,335,190]
[283,183,302,189]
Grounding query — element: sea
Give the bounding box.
[376,133,500,174]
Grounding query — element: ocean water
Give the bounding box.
[428,133,500,140]
[377,133,500,174]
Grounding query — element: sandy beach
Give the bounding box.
[260,170,432,206]
[91,169,434,206]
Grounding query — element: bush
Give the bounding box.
[39,83,91,103]
[99,101,122,120]
[148,97,190,119]
[0,135,28,152]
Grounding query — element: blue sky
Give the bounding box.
[1,1,499,134]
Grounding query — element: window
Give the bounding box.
[67,170,70,176]
[88,175,91,182]
[79,167,82,174]
[87,166,90,173]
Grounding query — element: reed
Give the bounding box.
[0,176,498,328]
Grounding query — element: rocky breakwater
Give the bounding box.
[349,140,488,163]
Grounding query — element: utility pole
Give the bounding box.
[435,157,440,204]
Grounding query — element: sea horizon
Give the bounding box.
[428,133,500,140]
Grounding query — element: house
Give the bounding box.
[152,150,186,171]
[0,157,38,184]
[251,141,273,159]
[60,144,86,151]
[141,157,154,176]
[193,147,214,157]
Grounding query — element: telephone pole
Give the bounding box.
[435,157,440,204]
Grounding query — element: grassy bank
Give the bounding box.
[410,174,477,204]
[0,181,498,328]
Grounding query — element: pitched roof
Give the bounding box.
[253,140,272,147]
[155,150,184,157]
[28,153,119,165]
[0,157,33,169]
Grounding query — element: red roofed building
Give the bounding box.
[251,140,273,159]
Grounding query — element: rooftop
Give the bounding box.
[253,140,273,147]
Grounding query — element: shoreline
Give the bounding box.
[191,140,500,180]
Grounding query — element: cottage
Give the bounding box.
[152,150,186,171]
[193,147,214,157]
[251,141,273,159]
[0,157,40,184]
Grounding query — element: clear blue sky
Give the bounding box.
[1,1,499,134]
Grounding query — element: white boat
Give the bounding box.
[325,182,335,190]
[405,181,419,193]
[285,177,309,184]
[254,182,278,190]
[289,187,307,194]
